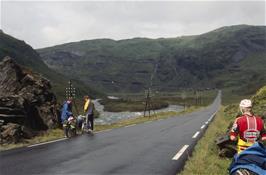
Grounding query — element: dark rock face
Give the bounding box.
[0,57,59,143]
[1,123,22,143]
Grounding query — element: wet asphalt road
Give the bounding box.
[0,92,221,175]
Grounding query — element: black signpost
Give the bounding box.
[66,80,79,115]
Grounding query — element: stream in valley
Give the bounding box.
[93,99,184,125]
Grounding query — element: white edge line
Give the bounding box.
[172,145,189,160]
[28,138,67,148]
[211,110,219,118]
[208,110,219,122]
[192,131,200,138]
[125,124,136,128]
[201,125,206,129]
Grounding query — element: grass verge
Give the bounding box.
[0,129,64,151]
[179,85,266,175]
[179,107,232,175]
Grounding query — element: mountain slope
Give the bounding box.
[0,30,103,98]
[38,25,266,93]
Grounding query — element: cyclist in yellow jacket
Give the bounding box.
[84,95,94,132]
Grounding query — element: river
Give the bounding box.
[93,99,184,125]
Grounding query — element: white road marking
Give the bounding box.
[125,124,136,128]
[192,131,200,138]
[201,125,206,129]
[205,121,208,124]
[207,111,217,123]
[28,138,67,148]
[172,145,189,160]
[209,109,219,120]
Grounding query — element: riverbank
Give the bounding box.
[99,98,169,112]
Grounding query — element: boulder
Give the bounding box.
[0,57,60,143]
[1,123,22,143]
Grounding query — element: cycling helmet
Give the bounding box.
[239,99,252,108]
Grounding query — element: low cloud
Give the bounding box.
[1,1,265,48]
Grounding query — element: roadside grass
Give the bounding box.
[0,106,201,151]
[179,85,266,175]
[179,107,232,175]
[0,129,64,151]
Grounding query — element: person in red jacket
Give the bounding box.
[230,99,266,153]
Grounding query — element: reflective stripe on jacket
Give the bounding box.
[84,99,93,115]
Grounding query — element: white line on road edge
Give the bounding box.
[125,124,136,128]
[201,125,206,129]
[209,109,219,121]
[28,138,67,148]
[192,131,200,138]
[172,145,189,160]
[205,121,208,124]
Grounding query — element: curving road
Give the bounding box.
[0,92,221,175]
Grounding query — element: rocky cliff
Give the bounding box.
[0,57,59,143]
[0,30,104,100]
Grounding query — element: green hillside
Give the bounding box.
[38,25,266,96]
[0,30,104,99]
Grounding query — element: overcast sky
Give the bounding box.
[1,0,265,49]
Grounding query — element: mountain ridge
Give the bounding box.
[37,24,266,93]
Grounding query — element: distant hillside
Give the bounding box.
[0,31,104,99]
[38,25,266,94]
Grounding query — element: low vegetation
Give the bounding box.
[0,129,64,151]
